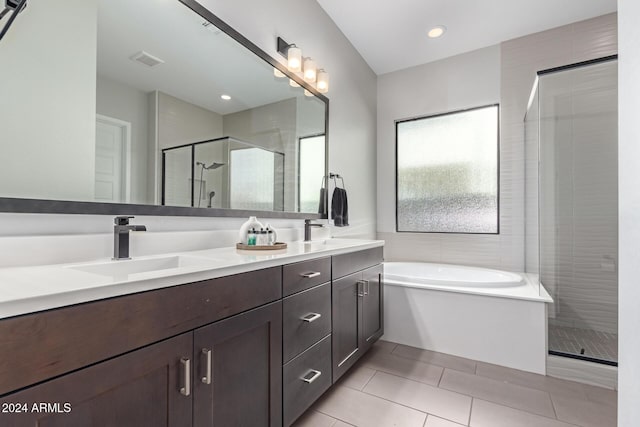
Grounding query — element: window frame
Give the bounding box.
[394,104,501,235]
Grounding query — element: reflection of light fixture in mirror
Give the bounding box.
[303,58,316,82]
[290,72,303,87]
[273,68,285,78]
[316,69,329,93]
[220,94,231,100]
[304,89,313,97]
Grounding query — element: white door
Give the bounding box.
[95,115,131,202]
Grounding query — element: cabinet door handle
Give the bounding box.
[301,271,321,278]
[364,280,370,295]
[179,357,191,396]
[301,369,322,384]
[300,312,322,323]
[357,280,365,297]
[201,348,212,385]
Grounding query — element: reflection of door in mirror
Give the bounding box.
[298,135,326,213]
[94,115,131,203]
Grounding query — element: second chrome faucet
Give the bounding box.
[304,219,323,242]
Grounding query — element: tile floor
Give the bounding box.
[293,340,617,427]
[549,324,618,362]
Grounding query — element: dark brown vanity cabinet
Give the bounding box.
[331,248,384,383]
[0,247,383,427]
[193,301,283,427]
[0,332,193,427]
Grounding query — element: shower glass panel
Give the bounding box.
[163,146,192,207]
[528,57,618,364]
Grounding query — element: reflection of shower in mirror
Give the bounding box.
[196,161,226,208]
[197,161,225,170]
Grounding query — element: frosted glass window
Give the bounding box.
[299,135,326,212]
[230,148,277,211]
[396,105,499,233]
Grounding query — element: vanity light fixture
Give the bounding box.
[273,68,286,78]
[220,94,231,100]
[304,89,314,97]
[303,57,317,82]
[277,36,329,94]
[427,25,446,38]
[316,69,329,93]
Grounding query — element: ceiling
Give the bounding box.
[97,0,314,115]
[316,0,617,75]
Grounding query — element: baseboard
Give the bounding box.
[547,355,618,390]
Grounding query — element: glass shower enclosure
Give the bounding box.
[525,56,618,365]
[162,136,285,211]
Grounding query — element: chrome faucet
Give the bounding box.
[113,216,147,260]
[304,219,323,242]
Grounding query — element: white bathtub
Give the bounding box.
[383,262,552,374]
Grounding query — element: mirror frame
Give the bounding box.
[0,0,329,220]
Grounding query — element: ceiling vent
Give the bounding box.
[130,51,165,68]
[202,21,222,35]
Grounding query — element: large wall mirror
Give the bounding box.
[0,0,328,218]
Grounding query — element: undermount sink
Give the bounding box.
[68,255,219,277]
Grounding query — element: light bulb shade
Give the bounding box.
[304,89,313,97]
[303,58,317,82]
[273,68,285,78]
[316,70,329,93]
[289,78,300,87]
[287,46,302,72]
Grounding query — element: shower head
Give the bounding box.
[197,161,225,170]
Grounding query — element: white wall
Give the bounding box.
[96,76,150,204]
[376,46,503,267]
[157,92,224,150]
[618,0,640,424]
[0,0,97,201]
[199,0,378,239]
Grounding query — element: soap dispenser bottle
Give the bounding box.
[239,216,263,243]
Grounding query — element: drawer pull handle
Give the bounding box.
[301,369,322,384]
[301,312,322,323]
[357,280,365,297]
[201,348,212,385]
[301,271,321,278]
[179,357,191,396]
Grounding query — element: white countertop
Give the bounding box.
[0,238,383,320]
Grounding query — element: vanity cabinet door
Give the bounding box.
[331,271,363,382]
[193,301,282,427]
[361,264,384,351]
[0,333,193,427]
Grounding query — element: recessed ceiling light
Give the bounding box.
[427,25,446,38]
[221,94,231,100]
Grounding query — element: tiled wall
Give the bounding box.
[379,14,618,280]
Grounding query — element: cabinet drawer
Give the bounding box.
[283,335,332,426]
[283,257,330,296]
[283,283,332,363]
[332,247,383,279]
